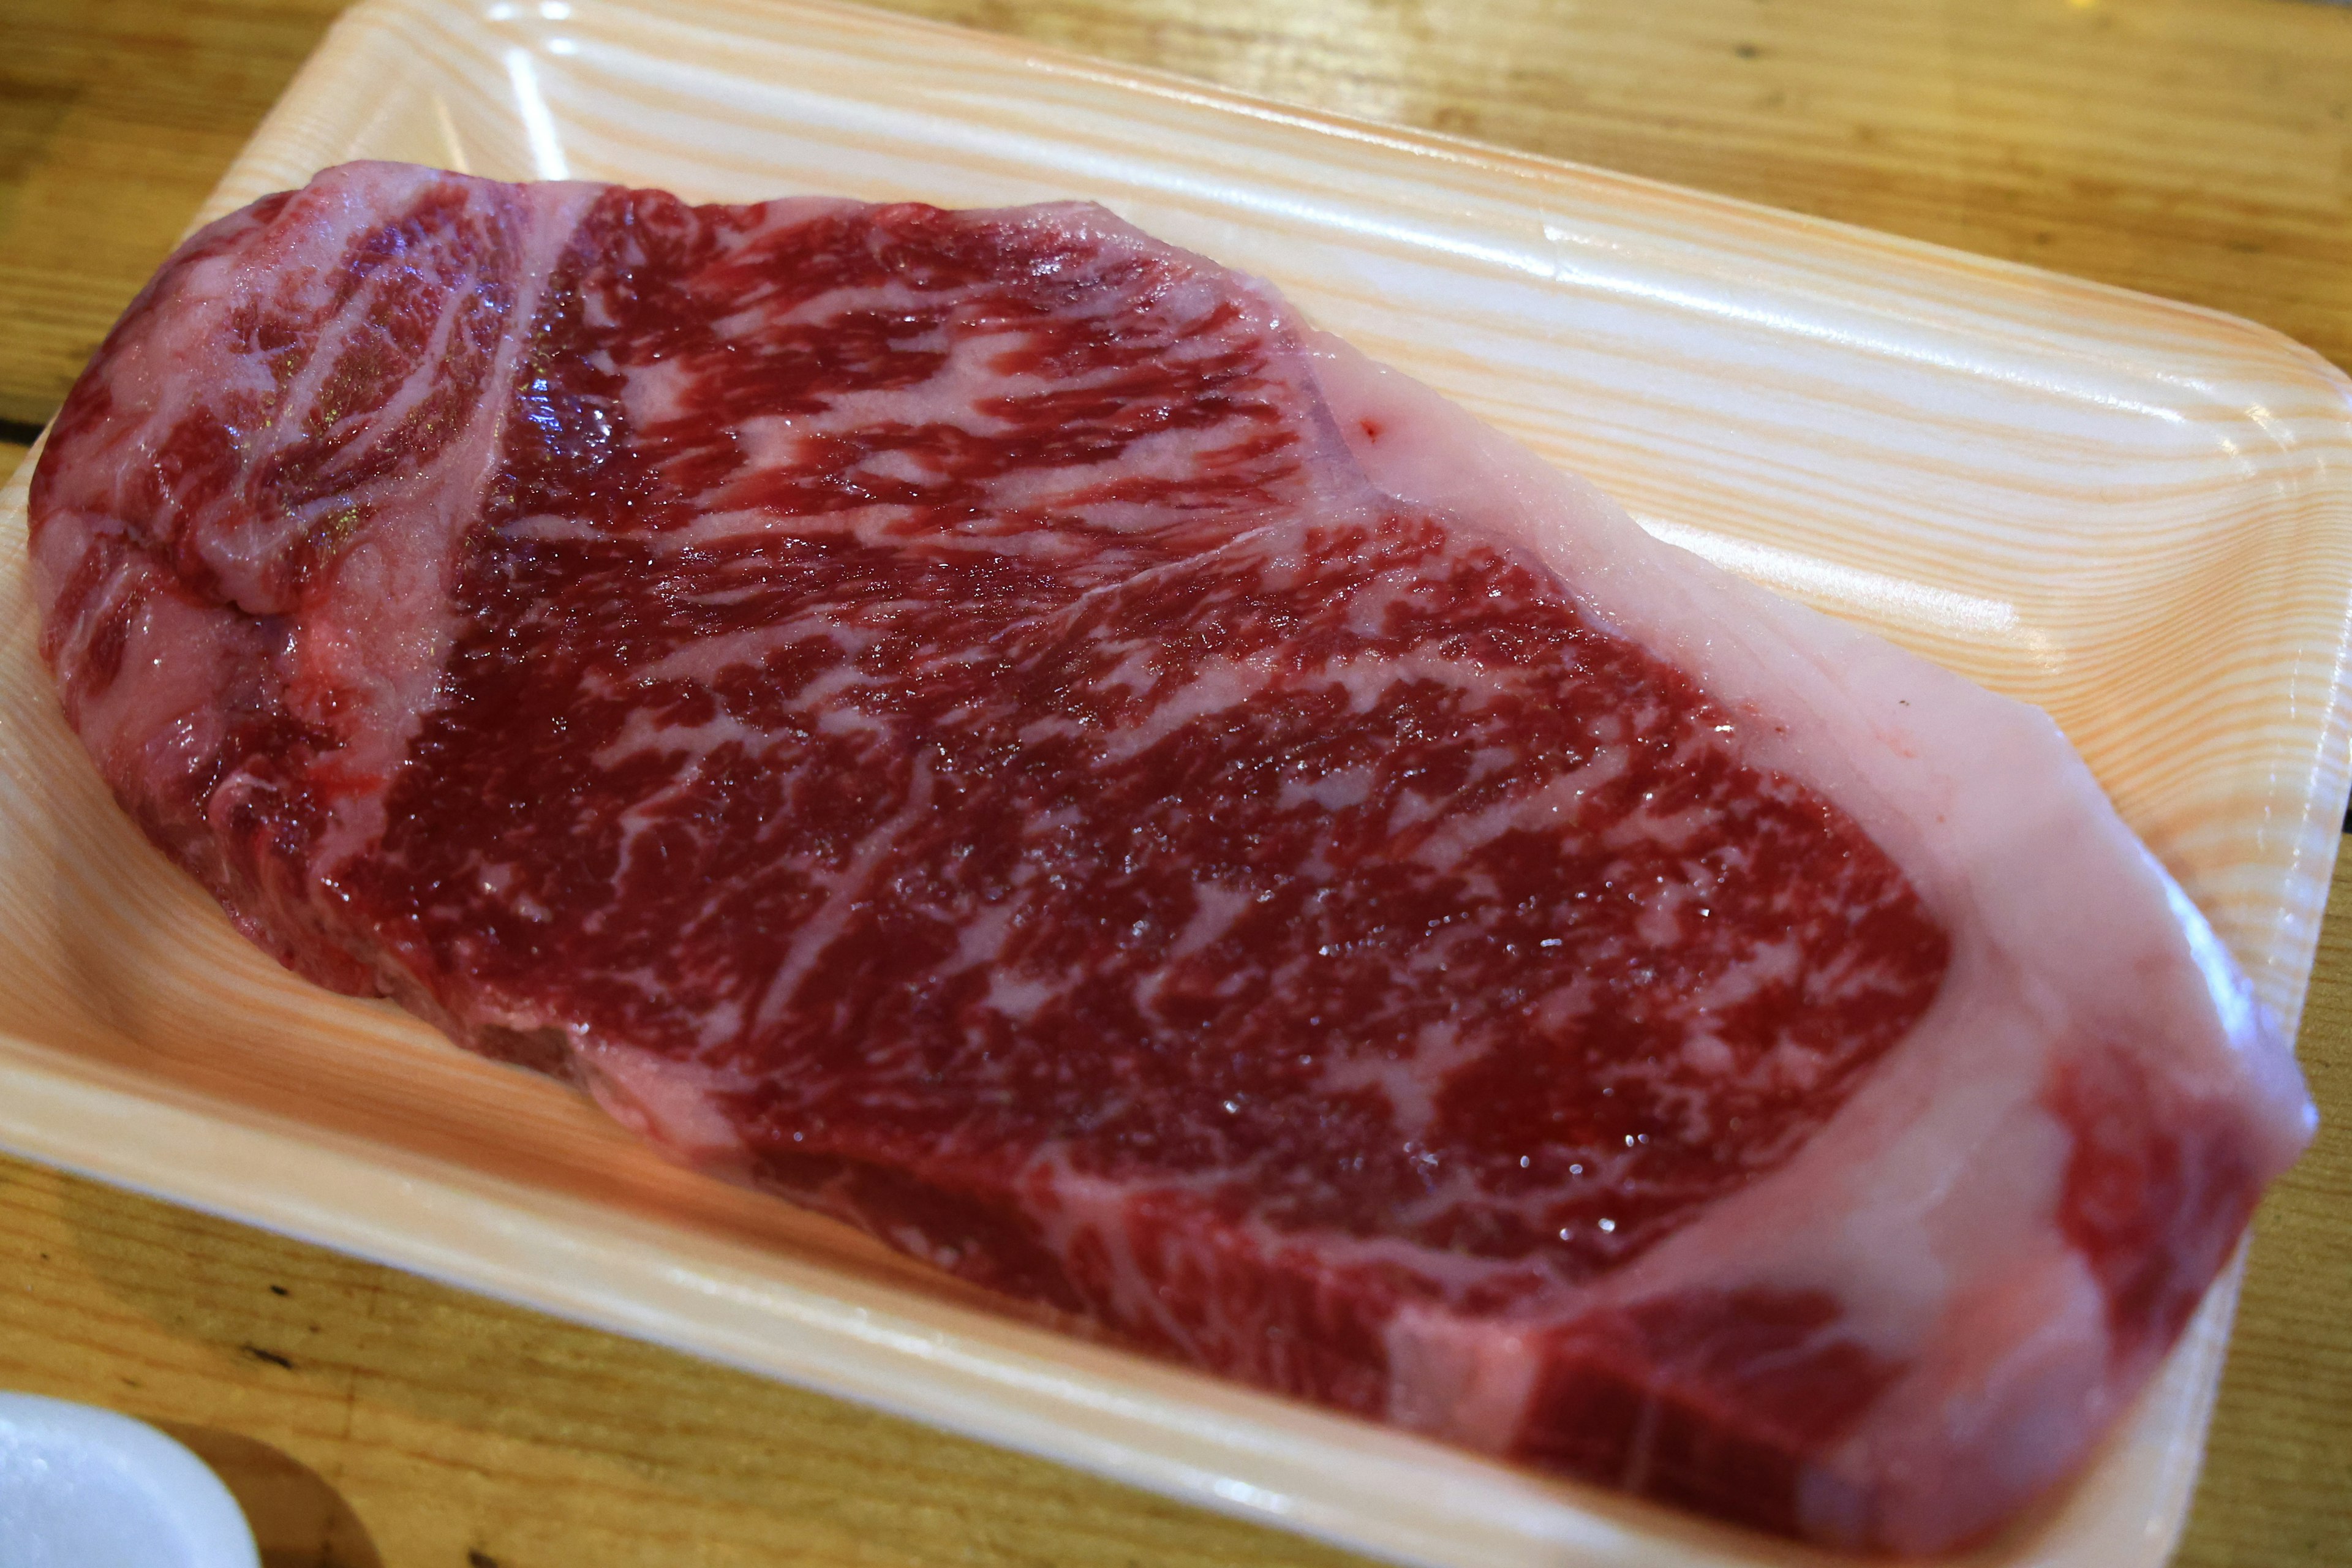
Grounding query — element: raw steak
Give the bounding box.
[28,162,2313,1555]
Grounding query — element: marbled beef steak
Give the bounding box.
[28,161,2313,1555]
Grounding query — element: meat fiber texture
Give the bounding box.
[29,161,2313,1556]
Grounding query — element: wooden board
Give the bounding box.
[2,0,2349,1564]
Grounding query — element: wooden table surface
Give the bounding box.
[2,1,2347,1564]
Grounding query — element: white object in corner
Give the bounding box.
[0,1392,259,1568]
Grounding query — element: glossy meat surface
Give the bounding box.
[29,162,2313,1554]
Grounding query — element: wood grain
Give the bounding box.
[0,1150,1359,1568]
[0,2,2346,1566]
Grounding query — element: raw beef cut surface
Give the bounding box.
[29,162,2313,1555]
